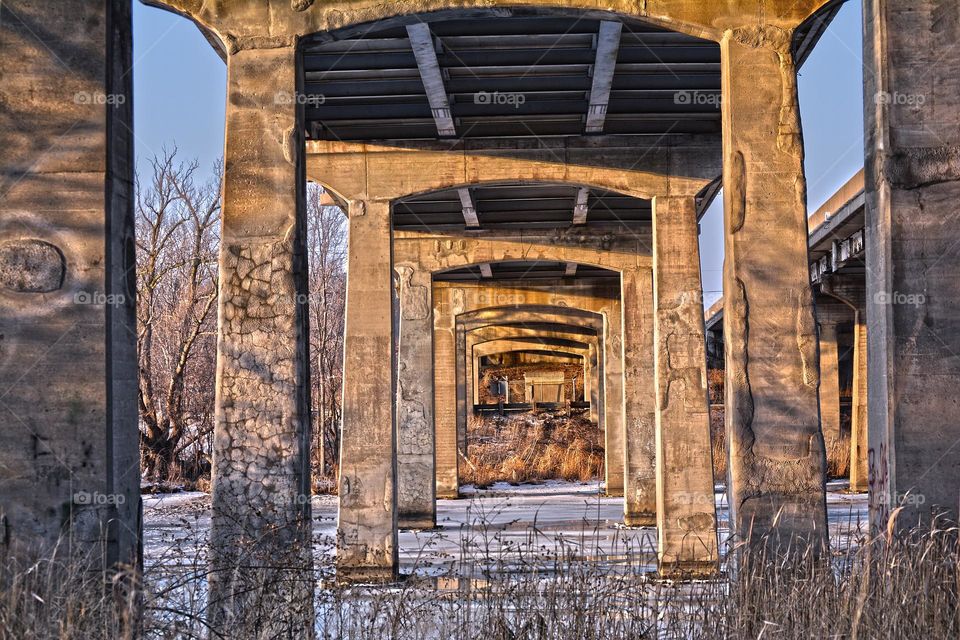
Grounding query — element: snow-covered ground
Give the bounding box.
[143,479,869,579]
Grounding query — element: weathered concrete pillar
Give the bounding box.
[651,196,718,574]
[720,28,827,547]
[0,0,139,565]
[433,288,460,498]
[338,199,398,575]
[622,268,655,522]
[395,263,435,529]
[818,323,842,449]
[211,46,313,628]
[589,343,602,425]
[849,314,869,492]
[864,0,960,528]
[604,305,627,497]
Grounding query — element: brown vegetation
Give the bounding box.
[460,411,603,488]
[4,516,959,639]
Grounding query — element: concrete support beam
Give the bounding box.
[863,0,960,529]
[211,46,313,629]
[458,188,481,229]
[622,269,656,523]
[849,315,868,492]
[338,199,398,575]
[585,21,623,134]
[572,187,591,225]
[818,323,842,449]
[651,196,718,574]
[0,0,139,565]
[395,264,436,529]
[407,23,457,137]
[720,30,827,549]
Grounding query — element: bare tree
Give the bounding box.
[305,184,347,483]
[136,149,221,482]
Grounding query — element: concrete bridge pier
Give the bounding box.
[210,45,314,630]
[337,199,398,577]
[622,268,656,523]
[850,314,868,492]
[820,278,868,491]
[817,322,842,450]
[0,0,139,567]
[395,262,436,529]
[863,0,960,530]
[651,196,719,574]
[432,286,464,499]
[601,300,628,498]
[720,26,828,550]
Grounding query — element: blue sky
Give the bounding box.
[132,1,865,304]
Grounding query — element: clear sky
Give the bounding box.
[132,1,865,305]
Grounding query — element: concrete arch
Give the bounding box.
[315,145,712,206]
[398,233,650,276]
[439,302,626,497]
[146,1,836,48]
[457,304,605,333]
[473,338,592,404]
[468,327,599,407]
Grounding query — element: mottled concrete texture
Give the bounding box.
[394,261,435,529]
[0,0,139,566]
[622,269,656,522]
[651,197,718,574]
[817,323,842,449]
[338,200,398,577]
[721,29,827,549]
[864,0,960,531]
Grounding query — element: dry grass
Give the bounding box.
[6,514,958,639]
[827,435,852,479]
[461,411,603,488]
[710,404,727,483]
[0,550,140,640]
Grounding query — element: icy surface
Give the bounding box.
[143,479,869,578]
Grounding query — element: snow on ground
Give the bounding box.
[143,479,870,579]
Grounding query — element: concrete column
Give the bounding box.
[651,196,718,574]
[456,324,469,453]
[849,314,868,492]
[338,199,398,576]
[433,289,460,498]
[622,268,656,522]
[604,304,627,497]
[211,46,313,628]
[0,0,138,565]
[818,323,842,449]
[864,0,960,528]
[395,264,435,529]
[589,344,602,425]
[720,29,827,548]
